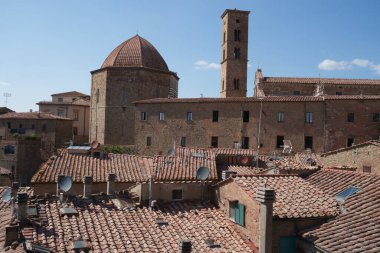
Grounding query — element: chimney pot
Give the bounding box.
[83,175,93,198]
[256,187,275,253]
[107,173,116,195]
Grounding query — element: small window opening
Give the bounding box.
[243,111,249,122]
[212,111,219,122]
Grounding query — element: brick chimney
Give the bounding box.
[256,187,275,253]
[17,192,28,222]
[107,173,116,195]
[179,240,192,253]
[56,175,64,195]
[5,225,19,246]
[83,176,93,198]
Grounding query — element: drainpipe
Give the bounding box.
[256,187,275,253]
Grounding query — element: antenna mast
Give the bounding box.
[3,93,11,107]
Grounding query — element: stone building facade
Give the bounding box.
[87,8,380,157]
[133,96,380,155]
[220,9,250,98]
[89,35,179,146]
[0,112,73,159]
[38,91,90,144]
[321,140,380,175]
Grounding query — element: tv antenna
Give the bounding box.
[3,93,11,107]
[196,166,210,201]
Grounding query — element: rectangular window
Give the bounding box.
[229,201,245,227]
[278,112,284,123]
[211,136,218,148]
[73,127,78,136]
[180,137,186,147]
[31,124,35,130]
[140,112,147,121]
[233,47,241,59]
[146,136,152,146]
[305,112,313,124]
[4,145,15,154]
[233,79,240,90]
[234,29,241,41]
[305,136,313,149]
[223,31,226,43]
[19,124,22,129]
[57,110,65,117]
[58,97,63,103]
[293,91,300,95]
[347,137,354,147]
[172,189,183,200]
[242,137,249,149]
[212,111,219,122]
[373,113,379,122]
[42,124,46,132]
[159,112,165,121]
[276,136,284,148]
[347,113,355,122]
[336,91,343,95]
[243,111,249,122]
[186,112,193,121]
[73,110,79,121]
[363,166,371,173]
[7,122,11,129]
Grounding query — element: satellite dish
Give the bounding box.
[91,140,100,149]
[58,176,73,192]
[196,166,209,181]
[1,188,12,202]
[240,156,249,165]
[167,147,175,156]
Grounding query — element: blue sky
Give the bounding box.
[1,0,380,111]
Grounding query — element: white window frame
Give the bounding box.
[141,112,147,121]
[186,112,193,121]
[159,112,165,121]
[278,112,284,123]
[305,112,313,124]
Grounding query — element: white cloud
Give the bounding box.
[194,60,220,70]
[318,59,351,70]
[248,63,252,68]
[0,81,11,86]
[318,58,380,75]
[370,64,380,75]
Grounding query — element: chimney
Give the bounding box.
[107,173,116,195]
[83,176,93,198]
[11,181,19,197]
[256,187,275,253]
[56,175,65,195]
[5,225,19,246]
[179,240,192,253]
[17,192,28,222]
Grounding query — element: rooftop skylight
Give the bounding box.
[335,186,360,202]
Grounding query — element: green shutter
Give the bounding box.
[238,203,245,226]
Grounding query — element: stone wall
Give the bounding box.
[90,67,178,146]
[321,144,380,175]
[134,98,380,156]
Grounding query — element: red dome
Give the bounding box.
[101,35,169,72]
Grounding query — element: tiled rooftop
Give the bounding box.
[225,165,263,175]
[321,140,380,157]
[37,97,90,107]
[0,112,72,120]
[17,199,257,252]
[51,91,89,97]
[274,153,322,171]
[101,35,169,72]
[229,175,338,219]
[303,169,380,252]
[133,95,380,104]
[153,154,217,181]
[31,152,153,183]
[261,76,380,86]
[0,187,34,211]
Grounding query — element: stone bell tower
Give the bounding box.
[220,9,250,98]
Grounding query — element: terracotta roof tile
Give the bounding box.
[321,140,380,157]
[18,199,256,252]
[134,95,380,104]
[31,152,152,183]
[101,35,169,72]
[226,165,263,175]
[303,170,380,252]
[51,91,89,97]
[261,76,380,86]
[0,112,72,120]
[231,175,338,219]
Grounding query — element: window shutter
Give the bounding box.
[238,203,245,226]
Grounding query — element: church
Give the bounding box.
[89,9,380,155]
